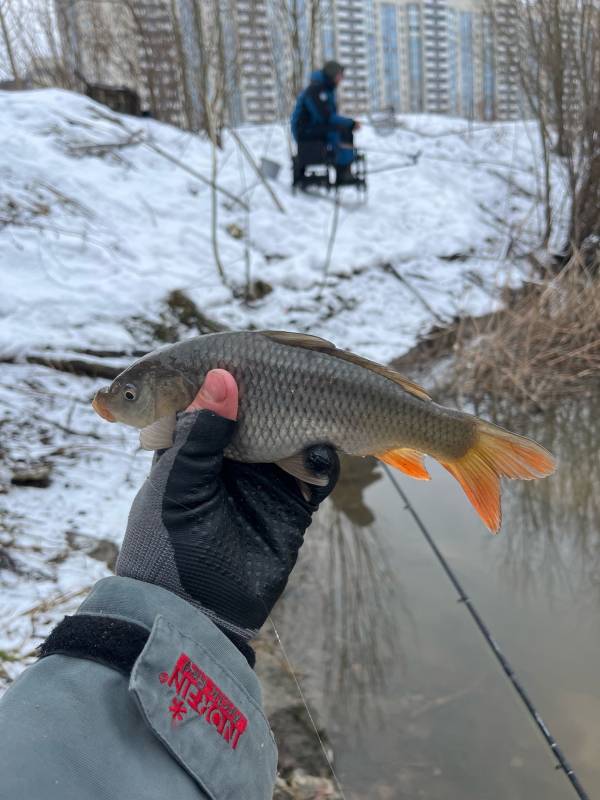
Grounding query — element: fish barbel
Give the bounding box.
[92,330,556,532]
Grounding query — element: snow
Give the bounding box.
[0,88,547,687]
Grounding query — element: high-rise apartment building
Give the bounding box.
[492,0,520,119]
[55,0,186,126]
[233,0,279,124]
[55,0,281,127]
[321,0,372,115]
[373,0,520,120]
[54,0,521,127]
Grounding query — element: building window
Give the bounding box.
[407,3,423,112]
[381,3,400,111]
[366,0,379,111]
[482,13,495,119]
[321,0,336,60]
[447,8,458,115]
[459,11,473,119]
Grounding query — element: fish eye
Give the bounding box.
[123,384,137,401]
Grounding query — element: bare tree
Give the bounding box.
[272,0,323,117]
[0,0,22,84]
[496,0,600,266]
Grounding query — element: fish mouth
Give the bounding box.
[92,393,116,422]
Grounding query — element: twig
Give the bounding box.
[0,354,120,380]
[209,136,230,289]
[66,129,145,156]
[83,106,249,211]
[143,138,249,211]
[228,129,286,215]
[7,586,93,625]
[381,262,446,325]
[317,196,341,299]
[0,216,109,250]
[42,418,102,440]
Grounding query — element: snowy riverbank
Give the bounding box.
[0,87,547,686]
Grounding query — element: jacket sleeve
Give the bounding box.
[304,83,355,130]
[0,577,277,800]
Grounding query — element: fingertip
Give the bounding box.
[186,369,239,420]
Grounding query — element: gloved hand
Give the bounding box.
[117,369,339,659]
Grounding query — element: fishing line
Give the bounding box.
[382,463,590,800]
[267,615,348,800]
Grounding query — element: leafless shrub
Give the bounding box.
[0,0,22,84]
[449,253,600,410]
[495,0,600,263]
[272,0,325,117]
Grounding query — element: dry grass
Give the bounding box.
[449,255,600,410]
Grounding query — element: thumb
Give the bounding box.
[186,369,238,420]
[163,370,238,500]
[170,368,238,460]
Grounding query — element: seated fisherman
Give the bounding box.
[291,60,361,183]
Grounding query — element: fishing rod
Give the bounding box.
[382,464,590,800]
[367,161,416,175]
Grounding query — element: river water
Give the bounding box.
[273,401,600,799]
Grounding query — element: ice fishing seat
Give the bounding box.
[292,141,366,194]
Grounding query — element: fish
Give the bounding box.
[92,330,556,533]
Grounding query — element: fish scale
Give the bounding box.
[172,331,471,462]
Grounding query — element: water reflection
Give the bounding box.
[273,396,600,798]
[486,399,600,600]
[275,455,407,711]
[328,456,382,527]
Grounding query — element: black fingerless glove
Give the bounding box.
[117,410,339,660]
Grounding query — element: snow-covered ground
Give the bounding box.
[0,88,548,686]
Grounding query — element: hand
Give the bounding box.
[116,369,339,653]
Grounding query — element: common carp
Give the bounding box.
[92,330,556,532]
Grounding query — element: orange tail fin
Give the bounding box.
[440,422,556,533]
[376,421,556,533]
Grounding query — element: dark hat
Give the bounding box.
[323,61,345,82]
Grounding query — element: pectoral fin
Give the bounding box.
[140,414,176,450]
[275,453,329,486]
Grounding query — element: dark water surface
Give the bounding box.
[273,402,600,799]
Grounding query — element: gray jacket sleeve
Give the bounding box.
[0,577,278,800]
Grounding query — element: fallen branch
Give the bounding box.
[143,139,249,211]
[66,129,145,157]
[1,354,120,380]
[71,346,148,359]
[381,262,446,325]
[228,129,286,215]
[84,106,249,211]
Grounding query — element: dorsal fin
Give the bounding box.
[261,330,431,402]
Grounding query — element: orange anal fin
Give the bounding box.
[376,448,431,480]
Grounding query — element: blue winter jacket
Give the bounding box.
[291,70,354,141]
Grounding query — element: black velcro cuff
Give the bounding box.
[38,614,256,672]
[38,615,150,675]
